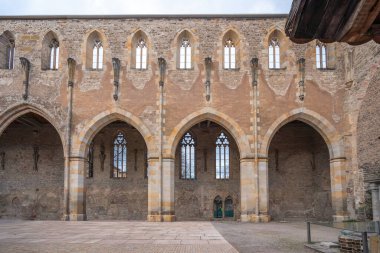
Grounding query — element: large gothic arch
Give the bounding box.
[165,107,252,158]
[72,108,155,158]
[0,103,65,150]
[259,108,348,221]
[260,108,345,159]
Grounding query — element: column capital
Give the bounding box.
[240,157,255,162]
[370,183,379,191]
[330,157,346,163]
[69,156,87,161]
[147,157,159,162]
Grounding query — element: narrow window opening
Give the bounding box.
[216,132,230,179]
[179,38,191,69]
[49,39,59,70]
[92,40,103,70]
[180,132,195,179]
[269,38,280,69]
[87,142,94,178]
[224,38,236,69]
[316,42,327,69]
[113,132,127,178]
[7,40,15,69]
[136,39,147,69]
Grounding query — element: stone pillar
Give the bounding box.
[330,157,349,221]
[63,157,70,221]
[240,158,258,222]
[162,157,175,221]
[69,156,86,221]
[147,157,162,221]
[370,183,380,221]
[258,157,270,222]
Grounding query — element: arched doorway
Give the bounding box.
[174,120,240,220]
[0,112,64,219]
[214,196,223,218]
[85,120,148,220]
[224,196,234,218]
[268,120,333,221]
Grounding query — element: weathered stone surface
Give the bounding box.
[0,15,378,221]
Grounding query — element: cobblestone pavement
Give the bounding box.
[0,220,341,253]
[213,221,341,253]
[0,220,237,253]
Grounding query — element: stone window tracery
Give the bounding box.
[181,132,195,179]
[49,39,59,70]
[269,38,280,69]
[92,40,103,70]
[216,132,229,179]
[113,132,127,178]
[224,38,236,69]
[179,38,191,69]
[136,39,147,70]
[316,41,327,69]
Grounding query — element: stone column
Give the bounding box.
[162,157,175,221]
[69,156,86,221]
[258,157,270,222]
[370,183,380,221]
[240,158,258,222]
[330,157,349,221]
[147,157,162,221]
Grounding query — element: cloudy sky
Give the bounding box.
[1,0,292,15]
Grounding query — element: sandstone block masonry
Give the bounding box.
[0,15,379,222]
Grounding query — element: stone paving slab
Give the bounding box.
[0,220,238,253]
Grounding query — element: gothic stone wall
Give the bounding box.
[0,121,64,219]
[0,16,373,220]
[268,121,332,221]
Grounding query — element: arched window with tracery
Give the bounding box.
[179,38,191,69]
[216,132,230,179]
[113,132,127,178]
[92,40,103,70]
[136,39,147,69]
[181,132,195,179]
[49,39,59,70]
[224,38,236,69]
[0,31,15,69]
[269,38,280,69]
[316,41,327,69]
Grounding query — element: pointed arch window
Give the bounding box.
[269,39,280,69]
[92,40,103,70]
[113,132,127,178]
[181,132,195,179]
[136,39,147,69]
[49,39,59,70]
[216,132,229,179]
[224,38,236,69]
[316,42,327,69]
[179,38,191,69]
[0,32,15,69]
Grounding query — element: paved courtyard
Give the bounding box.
[0,220,341,253]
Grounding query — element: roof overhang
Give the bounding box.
[285,0,380,45]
